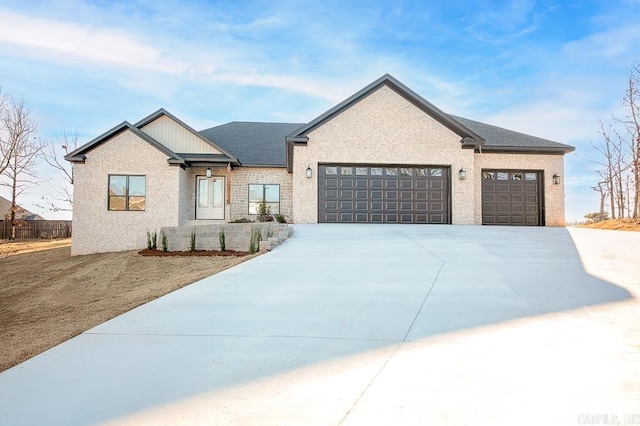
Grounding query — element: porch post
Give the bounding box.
[226,163,231,205]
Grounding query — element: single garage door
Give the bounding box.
[318,164,450,224]
[482,170,543,225]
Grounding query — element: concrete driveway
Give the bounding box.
[1,225,639,425]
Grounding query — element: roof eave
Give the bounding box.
[480,145,575,154]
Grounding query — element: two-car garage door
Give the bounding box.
[318,164,450,224]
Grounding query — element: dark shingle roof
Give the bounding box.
[450,115,575,153]
[200,122,305,166]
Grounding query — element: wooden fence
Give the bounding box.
[1,220,72,240]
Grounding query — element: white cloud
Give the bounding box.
[0,9,186,74]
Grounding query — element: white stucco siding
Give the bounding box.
[474,152,566,226]
[292,85,475,224]
[71,130,182,255]
[140,115,221,154]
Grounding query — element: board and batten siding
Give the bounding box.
[139,115,221,154]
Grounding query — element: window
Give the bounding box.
[248,184,280,214]
[108,175,146,211]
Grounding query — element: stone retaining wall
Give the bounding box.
[159,223,292,252]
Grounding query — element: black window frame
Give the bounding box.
[248,184,280,214]
[108,174,146,211]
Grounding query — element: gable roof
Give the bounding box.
[135,109,238,163]
[0,196,45,221]
[200,122,305,167]
[65,121,186,166]
[450,115,575,154]
[286,73,485,147]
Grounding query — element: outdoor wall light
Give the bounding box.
[552,173,560,185]
[206,168,212,178]
[306,166,313,179]
[458,168,466,180]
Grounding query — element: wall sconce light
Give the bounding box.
[306,166,312,179]
[552,173,560,185]
[458,168,466,180]
[206,168,212,178]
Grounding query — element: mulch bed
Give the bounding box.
[138,249,252,257]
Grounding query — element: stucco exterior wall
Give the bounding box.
[474,152,566,226]
[292,85,476,224]
[181,166,293,223]
[71,130,182,255]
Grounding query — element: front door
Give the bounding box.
[196,176,225,219]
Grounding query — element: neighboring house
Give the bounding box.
[65,74,574,255]
[0,196,45,221]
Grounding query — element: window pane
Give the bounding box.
[266,202,280,214]
[483,172,494,180]
[497,172,508,180]
[430,168,442,177]
[525,173,537,181]
[109,196,126,211]
[129,196,146,211]
[385,168,397,176]
[198,179,208,207]
[264,185,280,203]
[400,168,413,176]
[109,176,127,196]
[416,168,427,177]
[212,179,224,208]
[355,167,368,176]
[341,167,352,175]
[129,176,146,196]
[370,167,383,176]
[325,166,338,175]
[512,172,522,181]
[249,184,263,203]
[248,202,260,215]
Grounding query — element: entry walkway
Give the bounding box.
[1,225,638,425]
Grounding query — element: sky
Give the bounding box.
[0,0,639,221]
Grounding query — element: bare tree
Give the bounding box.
[0,89,15,175]
[621,64,640,218]
[0,96,39,240]
[39,130,78,212]
[593,121,619,218]
[591,181,607,222]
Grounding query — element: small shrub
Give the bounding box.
[189,228,196,251]
[257,202,274,222]
[249,228,262,254]
[161,231,168,252]
[146,231,152,250]
[151,231,157,249]
[230,218,253,223]
[219,229,226,251]
[274,213,287,223]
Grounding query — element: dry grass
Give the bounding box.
[0,239,255,372]
[578,218,640,232]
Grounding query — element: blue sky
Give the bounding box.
[1,0,639,221]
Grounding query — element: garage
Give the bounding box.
[482,170,543,226]
[318,164,450,224]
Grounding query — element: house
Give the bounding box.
[0,195,45,221]
[65,74,574,255]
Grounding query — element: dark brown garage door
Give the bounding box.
[318,165,450,224]
[482,170,543,226]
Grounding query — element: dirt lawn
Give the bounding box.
[0,239,255,372]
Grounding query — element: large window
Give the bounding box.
[248,184,280,214]
[108,175,146,211]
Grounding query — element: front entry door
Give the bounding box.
[196,176,225,219]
